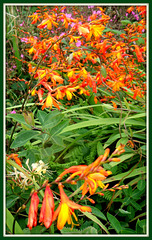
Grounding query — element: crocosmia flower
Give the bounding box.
[53,183,91,230]
[39,185,55,228]
[27,192,39,230]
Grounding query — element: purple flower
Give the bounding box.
[132,11,135,15]
[65,13,72,18]
[60,32,65,37]
[11,110,16,114]
[20,21,25,27]
[96,10,101,15]
[12,65,16,69]
[113,15,116,19]
[88,5,94,9]
[20,37,28,43]
[76,40,81,47]
[126,13,128,17]
[70,22,76,27]
[134,14,139,20]
[20,54,24,58]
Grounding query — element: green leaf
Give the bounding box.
[104,166,146,183]
[6,195,19,208]
[91,207,107,221]
[97,142,105,156]
[11,130,40,148]
[49,120,69,136]
[120,228,137,234]
[104,133,127,148]
[37,110,47,125]
[119,209,131,215]
[100,66,107,78]
[137,179,146,191]
[61,118,145,134]
[42,111,64,129]
[121,20,132,25]
[6,208,24,234]
[81,211,109,234]
[131,200,142,211]
[109,153,134,167]
[81,226,98,234]
[136,37,145,45]
[51,135,64,147]
[7,114,31,129]
[107,212,122,233]
[60,227,82,234]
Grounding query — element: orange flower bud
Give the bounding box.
[27,192,39,230]
[109,158,121,162]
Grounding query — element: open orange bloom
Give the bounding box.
[27,192,39,230]
[53,183,91,230]
[39,185,55,229]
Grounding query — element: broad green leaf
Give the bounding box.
[104,166,146,183]
[81,211,109,234]
[88,206,107,221]
[37,110,47,125]
[42,111,63,129]
[11,130,40,148]
[7,114,31,129]
[49,120,69,136]
[6,208,24,234]
[107,212,122,233]
[51,135,64,147]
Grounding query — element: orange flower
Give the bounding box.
[55,165,87,182]
[39,185,55,228]
[134,45,145,63]
[127,6,134,14]
[37,89,44,103]
[53,183,91,230]
[27,192,39,230]
[7,153,22,167]
[80,171,111,198]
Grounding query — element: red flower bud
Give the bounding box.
[27,192,39,230]
[39,185,55,229]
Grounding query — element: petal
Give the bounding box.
[57,203,69,230]
[89,173,106,181]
